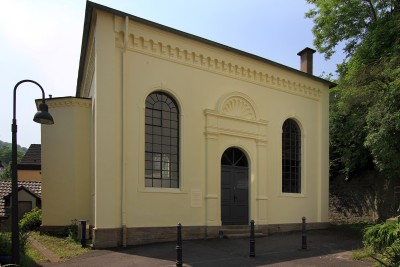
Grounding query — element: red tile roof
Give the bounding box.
[0,180,41,217]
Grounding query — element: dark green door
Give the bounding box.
[221,148,249,225]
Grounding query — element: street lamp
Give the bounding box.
[11,80,54,265]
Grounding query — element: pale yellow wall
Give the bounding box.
[18,170,41,181]
[91,11,122,229]
[75,9,330,230]
[40,98,92,226]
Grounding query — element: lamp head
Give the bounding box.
[33,102,54,125]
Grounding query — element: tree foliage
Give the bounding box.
[0,145,25,180]
[306,0,400,59]
[307,1,400,179]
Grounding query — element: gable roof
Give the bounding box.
[18,144,41,170]
[0,180,41,217]
[76,1,335,96]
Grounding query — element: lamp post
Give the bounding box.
[11,80,54,265]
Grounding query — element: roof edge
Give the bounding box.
[76,1,336,95]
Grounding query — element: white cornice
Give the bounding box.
[115,31,322,101]
[45,98,92,109]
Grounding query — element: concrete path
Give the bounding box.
[29,235,61,263]
[39,229,373,267]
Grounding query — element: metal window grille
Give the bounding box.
[221,147,248,167]
[145,92,179,188]
[282,119,301,193]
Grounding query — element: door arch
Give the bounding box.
[221,147,249,225]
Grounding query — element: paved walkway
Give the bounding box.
[39,229,373,267]
[29,236,61,263]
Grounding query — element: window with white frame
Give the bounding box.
[145,92,179,188]
[282,119,301,193]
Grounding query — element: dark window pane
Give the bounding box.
[145,92,180,188]
[171,162,178,172]
[153,126,161,135]
[171,146,178,154]
[221,147,248,167]
[145,108,152,117]
[162,137,170,145]
[162,145,170,153]
[145,142,152,152]
[145,160,152,169]
[171,180,178,188]
[153,118,161,126]
[153,110,161,118]
[145,116,152,125]
[153,144,161,153]
[162,128,170,136]
[163,112,170,120]
[145,152,152,161]
[145,178,153,187]
[145,125,152,134]
[145,169,152,178]
[162,180,171,188]
[282,119,301,193]
[153,179,161,187]
[153,135,161,144]
[154,102,162,110]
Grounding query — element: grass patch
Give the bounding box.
[330,222,373,232]
[25,238,47,263]
[29,231,90,261]
[352,247,375,263]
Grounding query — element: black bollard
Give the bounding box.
[250,220,255,257]
[176,223,183,267]
[301,217,307,250]
[79,220,87,247]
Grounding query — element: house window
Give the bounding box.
[145,92,179,188]
[282,119,301,193]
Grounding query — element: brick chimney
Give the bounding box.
[297,47,316,75]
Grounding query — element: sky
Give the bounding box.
[0,0,345,148]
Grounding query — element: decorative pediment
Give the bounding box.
[204,92,268,142]
[221,96,256,120]
[218,92,257,121]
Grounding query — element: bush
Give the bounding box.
[363,222,400,252]
[0,232,11,256]
[380,239,400,267]
[63,219,78,241]
[0,231,28,257]
[19,208,42,233]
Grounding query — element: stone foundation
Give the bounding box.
[92,222,330,249]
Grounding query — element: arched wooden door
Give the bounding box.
[221,147,249,225]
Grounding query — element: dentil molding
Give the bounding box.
[114,28,322,101]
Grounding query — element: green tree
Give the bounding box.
[307,0,400,179]
[306,0,400,59]
[0,146,25,180]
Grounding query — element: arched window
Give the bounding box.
[221,147,248,167]
[145,92,179,188]
[282,119,301,193]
